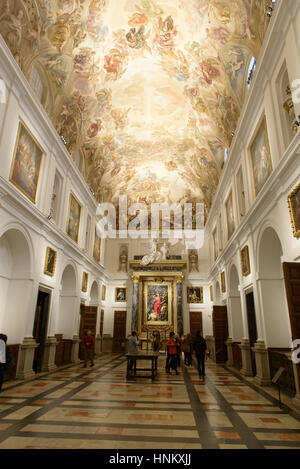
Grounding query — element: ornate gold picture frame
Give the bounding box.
[102,285,106,301]
[187,287,204,304]
[221,271,226,293]
[44,247,57,277]
[144,281,172,325]
[9,122,43,203]
[115,287,127,302]
[249,116,273,198]
[66,193,82,243]
[210,285,214,302]
[241,245,251,276]
[288,183,300,238]
[82,272,88,292]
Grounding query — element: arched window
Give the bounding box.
[247,57,256,88]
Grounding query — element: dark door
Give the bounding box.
[113,311,127,353]
[79,305,97,360]
[212,306,228,363]
[33,291,50,373]
[190,311,203,340]
[246,292,258,376]
[100,309,104,352]
[283,263,300,390]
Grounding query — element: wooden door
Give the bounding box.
[283,263,300,389]
[212,306,228,363]
[33,291,50,373]
[190,311,203,340]
[79,305,97,359]
[100,309,104,352]
[246,292,258,376]
[113,311,127,353]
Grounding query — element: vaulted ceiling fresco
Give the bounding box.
[0,0,270,213]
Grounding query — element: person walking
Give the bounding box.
[128,331,139,374]
[165,332,179,375]
[183,333,193,366]
[193,331,207,378]
[0,334,14,393]
[83,330,95,367]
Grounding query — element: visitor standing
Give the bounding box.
[83,330,95,368]
[193,331,207,378]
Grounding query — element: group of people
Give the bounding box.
[166,331,208,378]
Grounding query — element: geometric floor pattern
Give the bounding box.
[0,354,299,449]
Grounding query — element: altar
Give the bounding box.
[129,259,187,342]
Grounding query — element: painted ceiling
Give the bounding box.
[0,0,270,212]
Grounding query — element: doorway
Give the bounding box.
[78,304,98,360]
[112,311,127,353]
[245,292,258,376]
[189,311,203,339]
[32,290,50,373]
[212,305,228,363]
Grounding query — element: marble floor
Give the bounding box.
[0,354,299,449]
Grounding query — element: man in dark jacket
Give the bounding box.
[193,331,207,378]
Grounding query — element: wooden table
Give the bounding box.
[126,351,159,381]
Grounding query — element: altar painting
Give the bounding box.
[144,282,172,326]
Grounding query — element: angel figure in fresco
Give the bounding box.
[135,0,164,19]
[0,3,24,62]
[126,25,151,52]
[155,16,177,54]
[49,11,71,53]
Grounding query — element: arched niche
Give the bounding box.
[257,227,291,348]
[0,228,33,344]
[228,264,243,341]
[90,280,99,305]
[57,264,78,339]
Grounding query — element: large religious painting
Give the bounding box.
[225,191,235,240]
[66,193,81,243]
[82,272,88,293]
[44,247,57,277]
[240,245,251,276]
[102,285,106,301]
[221,271,226,293]
[115,287,127,302]
[9,122,43,203]
[144,282,172,325]
[187,287,203,304]
[93,227,101,262]
[212,228,218,261]
[250,116,272,197]
[288,183,300,238]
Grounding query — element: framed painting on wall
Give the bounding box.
[82,272,88,292]
[44,247,57,277]
[9,122,43,203]
[187,287,204,304]
[249,116,272,197]
[93,227,101,262]
[115,287,127,302]
[102,285,106,301]
[210,285,214,302]
[225,191,235,240]
[144,281,172,325]
[288,183,300,238]
[66,193,82,243]
[221,271,226,293]
[241,245,251,276]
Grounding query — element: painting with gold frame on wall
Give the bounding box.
[221,271,226,293]
[93,227,101,262]
[44,247,57,277]
[102,285,106,301]
[288,183,300,238]
[187,287,203,304]
[241,245,251,276]
[249,116,272,197]
[82,272,88,292]
[9,122,43,203]
[225,191,235,240]
[115,287,127,302]
[144,281,172,325]
[212,228,218,261]
[66,193,82,243]
[210,285,214,302]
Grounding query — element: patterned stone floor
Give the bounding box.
[0,354,299,449]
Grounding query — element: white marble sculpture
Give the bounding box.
[141,239,169,266]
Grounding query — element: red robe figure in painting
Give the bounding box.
[153,294,162,317]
